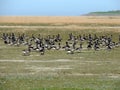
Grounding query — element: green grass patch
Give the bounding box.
[0,26,120,90]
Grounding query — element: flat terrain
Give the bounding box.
[0,16,120,24]
[0,16,120,90]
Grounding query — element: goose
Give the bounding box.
[94,43,100,51]
[22,49,30,56]
[76,43,82,52]
[106,43,112,50]
[56,43,61,50]
[67,48,74,54]
[87,41,92,50]
[62,42,70,50]
[39,46,45,55]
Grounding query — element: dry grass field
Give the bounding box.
[0,16,120,24]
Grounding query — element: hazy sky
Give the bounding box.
[0,0,120,16]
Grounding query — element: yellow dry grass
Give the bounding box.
[0,16,120,24]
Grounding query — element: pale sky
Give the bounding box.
[0,0,120,16]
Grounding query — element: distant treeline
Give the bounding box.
[85,10,120,16]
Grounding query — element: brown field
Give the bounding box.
[0,16,120,24]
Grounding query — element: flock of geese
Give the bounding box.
[1,33,120,56]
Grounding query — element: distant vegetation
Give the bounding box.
[85,10,120,16]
